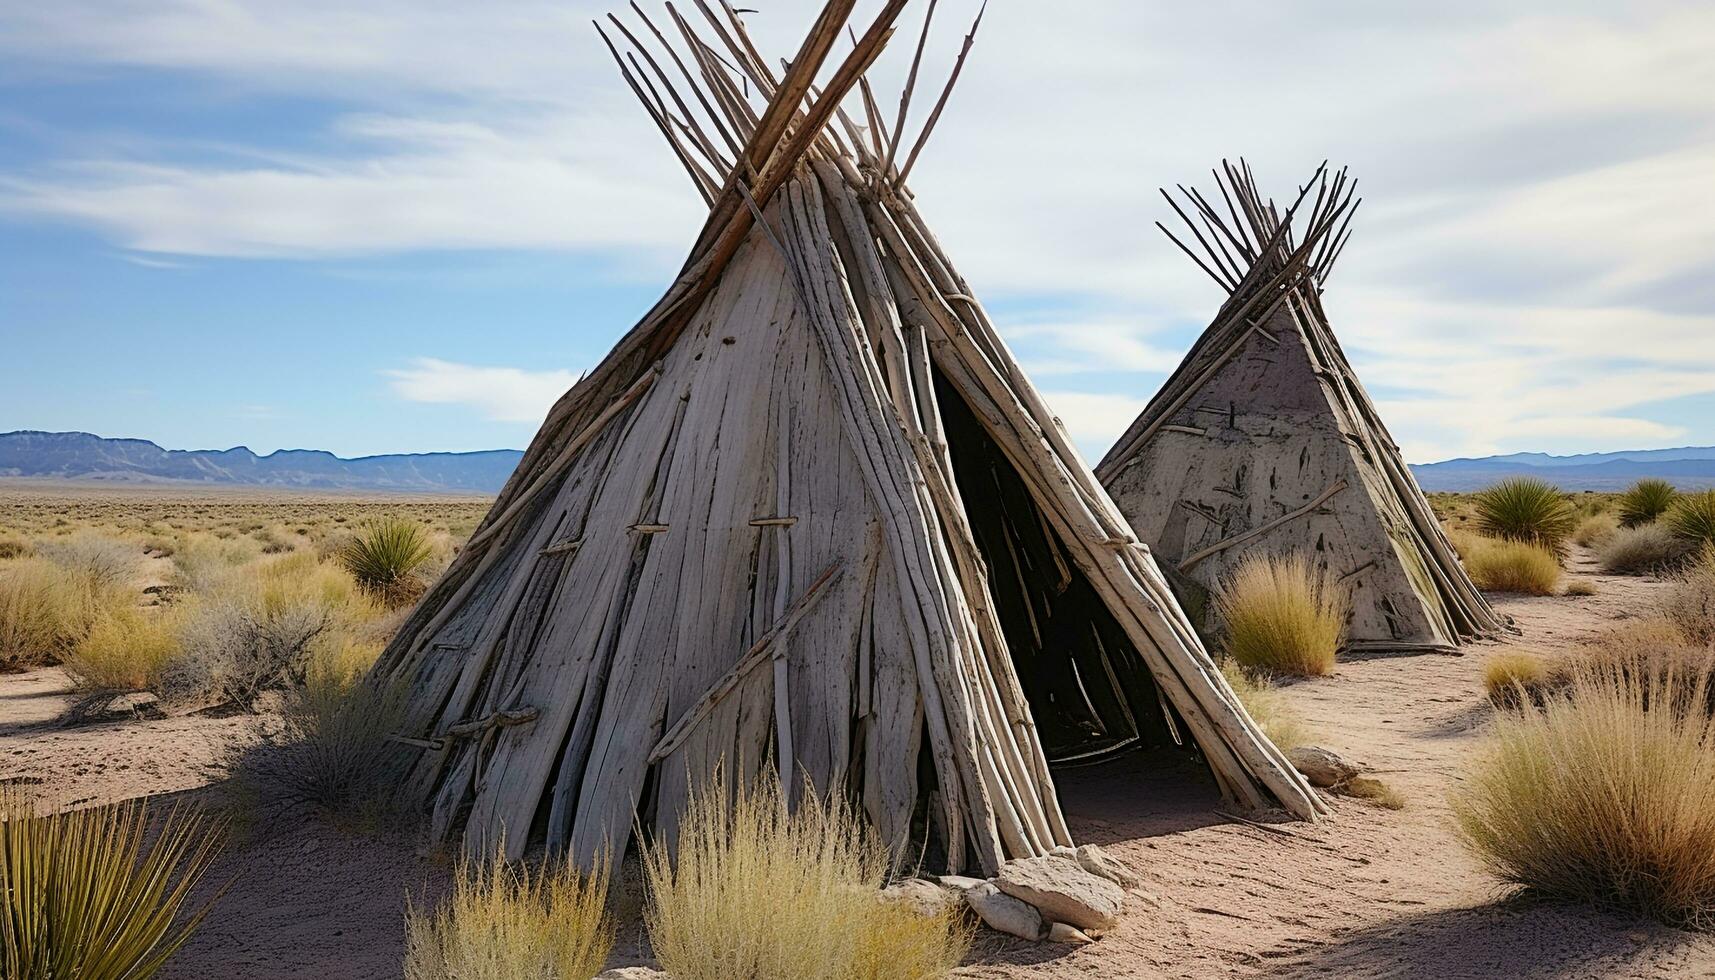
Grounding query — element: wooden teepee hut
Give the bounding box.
[1097,162,1508,656]
[373,4,1325,875]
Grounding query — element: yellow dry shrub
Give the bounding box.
[0,558,126,669]
[403,849,611,980]
[63,604,184,692]
[1483,650,1550,705]
[1452,657,1715,928]
[644,773,971,980]
[1214,553,1347,677]
[1463,538,1561,595]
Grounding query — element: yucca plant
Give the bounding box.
[1617,479,1677,528]
[1473,477,1576,551]
[1667,490,1715,549]
[338,518,432,606]
[1,792,223,980]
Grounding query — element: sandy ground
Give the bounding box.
[4,548,1714,979]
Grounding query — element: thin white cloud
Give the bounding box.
[385,358,579,424]
[1038,392,1150,457]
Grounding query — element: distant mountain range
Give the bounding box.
[1409,447,1715,492]
[6,430,1714,495]
[0,431,522,494]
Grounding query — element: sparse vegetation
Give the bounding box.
[1484,650,1551,707]
[339,518,434,606]
[1220,659,1307,751]
[1473,478,1576,551]
[1463,538,1562,595]
[403,849,611,980]
[1598,524,1698,575]
[1343,776,1406,810]
[643,773,972,980]
[0,790,222,980]
[1573,513,1619,549]
[1658,550,1715,647]
[0,558,125,669]
[1617,479,1677,528]
[1452,659,1715,928]
[1214,553,1348,677]
[1563,579,1597,596]
[1667,491,1715,549]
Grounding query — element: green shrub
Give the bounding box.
[1451,659,1715,927]
[1474,478,1576,551]
[1667,491,1715,549]
[1214,553,1347,677]
[1617,479,1677,528]
[63,605,184,693]
[0,790,221,980]
[339,519,433,606]
[644,773,972,980]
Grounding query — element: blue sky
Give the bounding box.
[3,0,1713,464]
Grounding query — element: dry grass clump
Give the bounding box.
[1573,513,1619,549]
[0,559,125,669]
[1451,660,1715,928]
[644,774,971,980]
[1343,776,1406,810]
[1483,651,1551,707]
[0,535,34,560]
[1598,523,1697,576]
[63,605,184,693]
[1563,578,1598,596]
[1473,478,1576,551]
[1667,490,1715,549]
[403,850,611,980]
[1214,553,1347,677]
[0,789,222,979]
[1617,479,1677,528]
[1660,550,1715,646]
[1463,539,1562,595]
[36,532,138,593]
[1219,659,1307,751]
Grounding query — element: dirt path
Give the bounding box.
[3,554,1712,979]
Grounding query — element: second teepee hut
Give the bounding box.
[373,4,1324,876]
[1097,162,1507,656]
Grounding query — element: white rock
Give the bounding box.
[965,882,1046,940]
[596,969,666,980]
[1074,844,1142,889]
[880,878,959,916]
[936,874,986,893]
[1046,922,1095,945]
[1287,745,1360,788]
[1049,844,1078,860]
[994,855,1124,932]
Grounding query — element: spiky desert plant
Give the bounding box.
[403,848,611,980]
[1617,479,1677,528]
[339,519,432,605]
[1451,658,1715,927]
[1473,477,1576,551]
[644,772,971,980]
[1214,553,1348,677]
[1667,491,1715,549]
[0,791,222,980]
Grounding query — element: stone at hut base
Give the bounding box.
[1287,745,1361,788]
[1046,922,1095,945]
[1074,843,1143,889]
[966,882,1047,941]
[994,855,1125,932]
[880,878,960,917]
